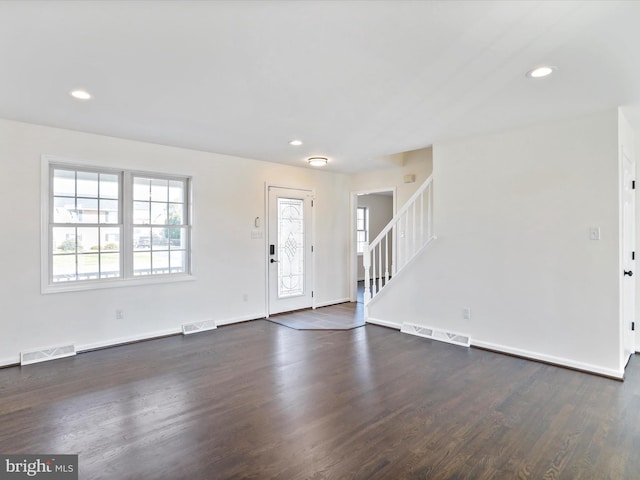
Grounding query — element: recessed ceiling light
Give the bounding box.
[526,65,556,78]
[307,157,328,167]
[70,90,92,100]
[289,140,303,146]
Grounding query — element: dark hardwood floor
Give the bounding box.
[1,318,640,479]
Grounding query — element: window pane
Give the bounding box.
[152,251,169,274]
[169,180,184,203]
[76,198,99,223]
[134,227,151,250]
[168,228,186,249]
[151,178,168,202]
[357,218,364,230]
[357,208,364,220]
[170,250,186,273]
[52,255,76,282]
[53,169,75,197]
[53,197,77,223]
[77,254,100,280]
[357,231,365,242]
[53,227,76,253]
[99,173,119,199]
[101,227,120,252]
[133,201,150,224]
[168,203,184,224]
[99,199,119,224]
[100,253,120,278]
[134,251,151,276]
[133,177,150,201]
[77,171,99,198]
[78,227,99,252]
[151,202,168,224]
[152,227,169,249]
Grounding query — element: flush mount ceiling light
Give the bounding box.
[289,139,303,146]
[307,157,328,167]
[526,65,556,78]
[70,89,92,100]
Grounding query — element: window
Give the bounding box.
[356,206,369,254]
[132,176,188,276]
[44,159,191,292]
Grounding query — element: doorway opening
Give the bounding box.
[350,188,396,303]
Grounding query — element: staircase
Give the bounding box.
[363,176,435,311]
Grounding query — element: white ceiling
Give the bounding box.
[1,0,640,173]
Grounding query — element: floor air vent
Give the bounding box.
[21,344,76,366]
[182,320,217,335]
[401,323,470,347]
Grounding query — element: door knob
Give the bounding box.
[270,259,279,263]
[624,270,633,276]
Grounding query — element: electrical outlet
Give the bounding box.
[463,308,471,320]
[589,227,600,240]
[116,310,124,320]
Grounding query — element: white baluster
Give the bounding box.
[392,222,397,277]
[412,201,416,258]
[428,183,433,239]
[420,191,424,246]
[372,244,377,297]
[384,233,389,284]
[378,241,382,292]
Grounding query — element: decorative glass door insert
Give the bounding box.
[277,197,305,298]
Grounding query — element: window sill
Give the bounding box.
[41,273,196,294]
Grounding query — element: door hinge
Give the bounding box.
[633,180,636,189]
[311,245,314,253]
[311,200,314,207]
[311,291,314,298]
[633,251,636,261]
[633,322,635,331]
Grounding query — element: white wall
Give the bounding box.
[351,147,433,208]
[368,110,623,377]
[0,119,350,365]
[356,193,394,280]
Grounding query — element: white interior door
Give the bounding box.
[268,186,313,315]
[622,145,636,361]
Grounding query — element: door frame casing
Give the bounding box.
[265,183,316,317]
[349,187,397,302]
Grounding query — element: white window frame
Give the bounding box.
[41,156,193,293]
[356,206,369,254]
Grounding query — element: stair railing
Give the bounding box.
[363,176,434,304]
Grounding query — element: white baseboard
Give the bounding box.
[215,312,266,326]
[0,356,20,368]
[77,327,182,353]
[366,317,401,330]
[314,298,351,308]
[472,339,624,380]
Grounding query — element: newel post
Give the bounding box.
[363,242,372,304]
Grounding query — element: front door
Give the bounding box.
[267,186,314,315]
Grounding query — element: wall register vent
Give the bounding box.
[182,320,217,335]
[21,344,76,366]
[401,323,470,348]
